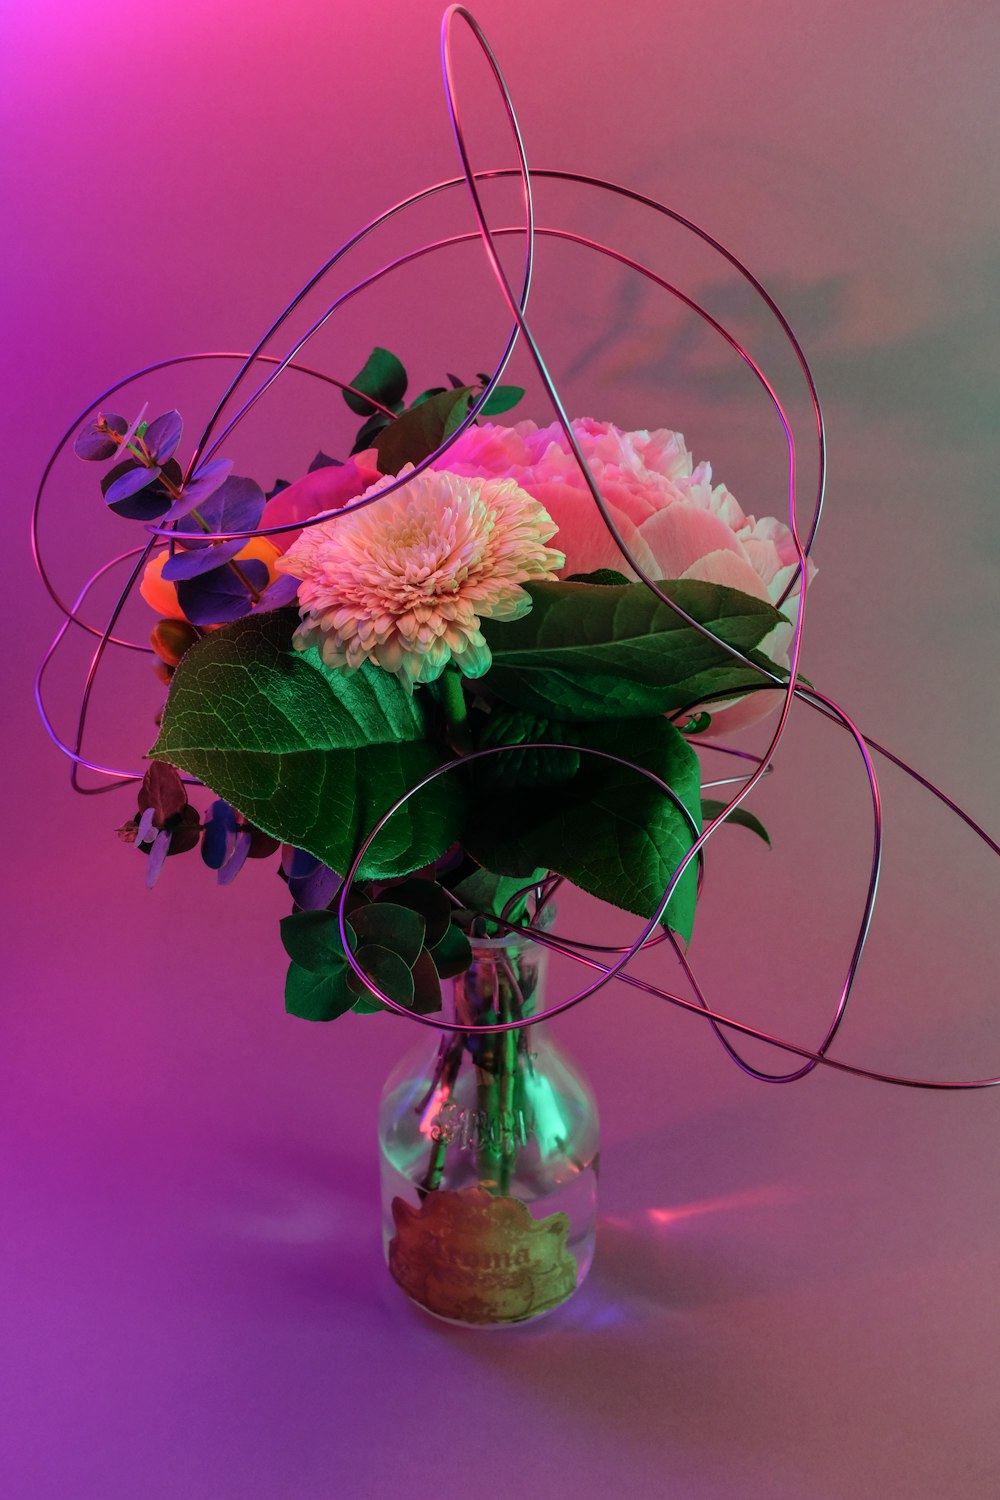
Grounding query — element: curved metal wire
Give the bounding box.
[439,3,813,1081]
[331,735,998,1091]
[34,219,801,788]
[32,5,997,1094]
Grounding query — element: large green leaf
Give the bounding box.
[149,609,462,879]
[464,717,702,941]
[480,578,787,721]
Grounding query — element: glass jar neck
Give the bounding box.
[453,932,549,1029]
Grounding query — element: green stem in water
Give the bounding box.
[418,1036,464,1198]
[497,953,522,1196]
[473,954,503,1193]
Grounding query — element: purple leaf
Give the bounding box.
[160,538,247,581]
[114,404,149,462]
[136,806,157,844]
[283,847,319,880]
[281,848,343,910]
[104,462,162,507]
[202,800,237,870]
[308,451,342,472]
[218,829,252,886]
[256,573,300,609]
[160,458,234,524]
[175,558,268,625]
[102,455,180,520]
[172,474,265,549]
[145,409,183,464]
[102,463,173,520]
[290,861,341,910]
[145,828,172,888]
[74,413,127,461]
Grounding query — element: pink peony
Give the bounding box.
[430,418,814,733]
[275,465,564,690]
[259,449,382,552]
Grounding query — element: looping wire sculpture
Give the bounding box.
[34,5,998,1089]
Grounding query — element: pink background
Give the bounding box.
[3,1,999,1496]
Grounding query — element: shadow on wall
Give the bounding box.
[564,254,1000,446]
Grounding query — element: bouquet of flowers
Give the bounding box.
[53,339,815,1323]
[40,0,995,1321]
[75,346,801,1024]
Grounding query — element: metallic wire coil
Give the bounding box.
[32,4,998,1090]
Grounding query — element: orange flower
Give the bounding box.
[139,537,283,621]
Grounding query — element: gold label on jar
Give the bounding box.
[388,1186,578,1325]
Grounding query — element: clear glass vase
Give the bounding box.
[378,925,600,1327]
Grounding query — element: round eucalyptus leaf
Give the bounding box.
[380,878,452,946]
[349,903,425,968]
[346,944,414,1009]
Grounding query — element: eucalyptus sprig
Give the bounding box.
[75,408,288,623]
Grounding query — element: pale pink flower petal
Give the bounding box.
[276,465,564,690]
[678,548,771,601]
[635,505,749,581]
[434,416,815,734]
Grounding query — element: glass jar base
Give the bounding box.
[384,1185,591,1328]
[390,1260,593,1329]
[377,920,600,1329]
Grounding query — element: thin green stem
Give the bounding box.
[437,668,472,754]
[420,1138,448,1198]
[120,429,263,604]
[417,1035,464,1198]
[497,953,521,1196]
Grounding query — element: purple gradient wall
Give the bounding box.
[4,2,999,1498]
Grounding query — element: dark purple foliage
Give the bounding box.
[283,848,341,910]
[144,409,183,465]
[161,538,247,581]
[218,829,252,886]
[172,474,266,548]
[201,800,237,870]
[175,558,269,625]
[104,461,162,507]
[74,413,127,461]
[160,458,233,524]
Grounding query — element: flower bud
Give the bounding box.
[151,617,200,667]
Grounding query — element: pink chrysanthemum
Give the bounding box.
[275,465,564,689]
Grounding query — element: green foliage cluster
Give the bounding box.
[142,347,780,1022]
[343,346,525,463]
[151,575,784,983]
[281,879,472,1021]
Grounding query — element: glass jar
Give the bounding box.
[377,925,599,1327]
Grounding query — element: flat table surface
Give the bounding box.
[4,867,999,1500]
[5,0,999,1492]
